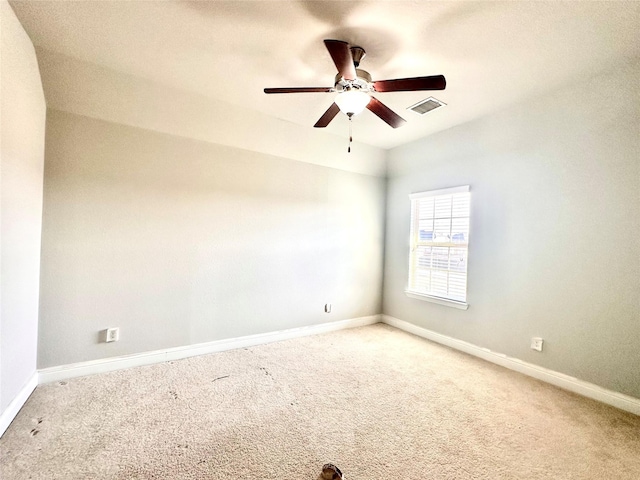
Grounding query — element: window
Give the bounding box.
[406,185,470,309]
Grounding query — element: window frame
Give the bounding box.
[405,185,470,310]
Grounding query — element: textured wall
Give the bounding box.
[383,60,640,398]
[38,110,385,368]
[0,1,45,411]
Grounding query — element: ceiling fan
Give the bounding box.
[264,39,446,129]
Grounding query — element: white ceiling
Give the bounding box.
[10,0,640,150]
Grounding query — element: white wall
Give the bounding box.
[38,110,385,368]
[0,1,45,411]
[383,60,640,399]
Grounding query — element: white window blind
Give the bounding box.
[407,186,470,305]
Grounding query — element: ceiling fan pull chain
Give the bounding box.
[348,113,353,153]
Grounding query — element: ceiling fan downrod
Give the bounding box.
[350,46,366,68]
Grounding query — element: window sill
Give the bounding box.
[405,291,469,310]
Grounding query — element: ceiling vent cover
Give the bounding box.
[408,97,446,115]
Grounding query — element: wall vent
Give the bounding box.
[407,97,446,115]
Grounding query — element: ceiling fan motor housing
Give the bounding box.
[334,68,373,92]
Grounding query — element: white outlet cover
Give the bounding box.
[106,327,120,343]
[531,337,543,352]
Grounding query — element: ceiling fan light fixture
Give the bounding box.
[335,89,370,116]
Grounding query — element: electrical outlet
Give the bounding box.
[324,304,332,313]
[531,337,543,352]
[106,327,120,343]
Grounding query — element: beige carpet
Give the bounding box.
[1,324,639,479]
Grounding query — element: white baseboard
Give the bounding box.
[381,315,640,416]
[0,372,38,437]
[38,315,381,385]
[7,313,635,439]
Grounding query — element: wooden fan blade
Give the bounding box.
[367,96,406,128]
[373,75,446,92]
[324,39,357,81]
[314,103,341,128]
[264,87,334,94]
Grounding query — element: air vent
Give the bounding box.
[407,97,446,115]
